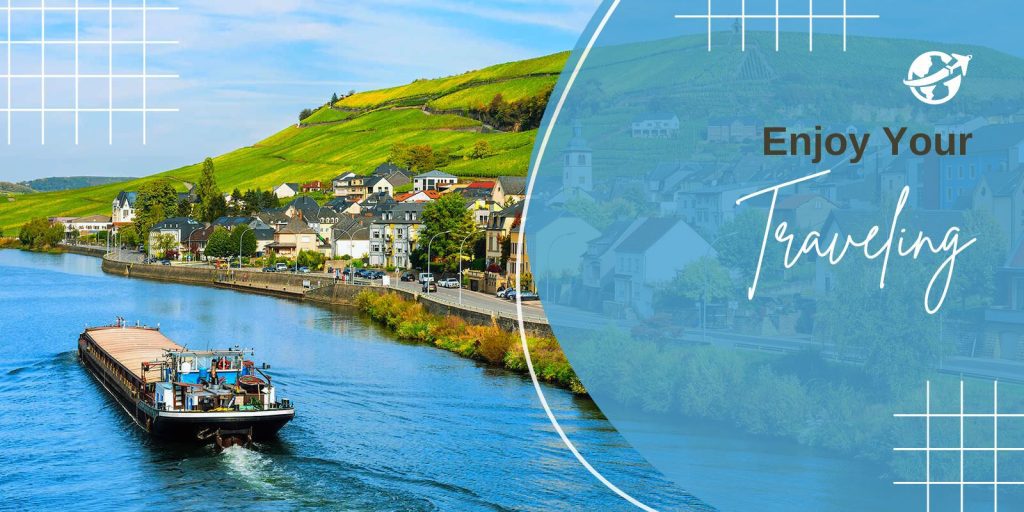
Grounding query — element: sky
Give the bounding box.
[0,0,601,182]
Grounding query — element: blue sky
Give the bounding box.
[0,0,600,182]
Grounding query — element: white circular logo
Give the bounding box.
[903,51,972,105]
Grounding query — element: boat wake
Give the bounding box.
[220,445,289,496]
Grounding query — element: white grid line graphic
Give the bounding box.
[893,380,1017,512]
[2,1,179,145]
[675,0,880,52]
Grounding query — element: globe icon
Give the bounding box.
[904,51,972,105]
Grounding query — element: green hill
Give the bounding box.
[0,53,567,233]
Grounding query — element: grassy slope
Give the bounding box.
[0,53,568,233]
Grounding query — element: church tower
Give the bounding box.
[561,120,593,193]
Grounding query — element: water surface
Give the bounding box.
[0,250,702,511]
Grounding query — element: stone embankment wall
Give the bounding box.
[101,256,552,337]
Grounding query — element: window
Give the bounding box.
[578,154,586,165]
[958,166,963,179]
[969,165,976,179]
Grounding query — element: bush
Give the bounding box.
[18,218,65,249]
[353,290,583,393]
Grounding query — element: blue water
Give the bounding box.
[0,250,706,511]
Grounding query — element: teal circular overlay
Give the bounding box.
[525,1,1024,510]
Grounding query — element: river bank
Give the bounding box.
[91,252,578,392]
[355,290,583,393]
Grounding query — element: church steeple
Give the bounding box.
[562,120,592,193]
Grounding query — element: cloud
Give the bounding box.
[0,0,600,181]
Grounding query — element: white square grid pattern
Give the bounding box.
[894,381,1023,512]
[2,0,178,145]
[674,0,880,52]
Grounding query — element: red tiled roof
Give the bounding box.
[467,181,495,189]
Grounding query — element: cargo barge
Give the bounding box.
[78,319,294,448]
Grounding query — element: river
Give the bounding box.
[0,250,708,511]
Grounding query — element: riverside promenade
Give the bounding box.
[96,249,553,337]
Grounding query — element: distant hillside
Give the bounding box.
[0,52,567,232]
[20,176,132,192]
[0,182,35,194]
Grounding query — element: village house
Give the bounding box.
[273,183,300,199]
[394,190,441,203]
[706,116,761,143]
[324,197,361,214]
[773,194,837,231]
[331,172,358,197]
[111,191,137,228]
[972,166,1024,252]
[631,112,680,139]
[938,122,1024,209]
[301,181,326,194]
[331,215,373,260]
[147,217,204,259]
[369,203,425,269]
[413,170,458,192]
[491,176,527,206]
[485,202,521,272]
[610,217,712,318]
[266,215,319,258]
[67,215,113,237]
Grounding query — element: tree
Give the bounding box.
[195,157,226,223]
[471,140,492,159]
[204,227,232,258]
[18,218,64,248]
[331,92,339,104]
[119,225,139,248]
[299,108,314,122]
[949,211,1005,311]
[155,233,178,259]
[416,193,476,272]
[297,250,326,271]
[229,227,258,259]
[656,257,733,311]
[388,143,449,171]
[134,179,179,238]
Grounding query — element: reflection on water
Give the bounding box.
[0,251,701,511]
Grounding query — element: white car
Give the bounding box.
[438,278,460,288]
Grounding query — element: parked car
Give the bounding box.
[418,272,434,283]
[275,262,288,271]
[438,277,460,288]
[422,281,437,293]
[518,292,540,301]
[504,289,518,300]
[160,260,171,266]
[401,271,416,282]
[299,266,311,273]
[262,266,276,273]
[371,271,385,279]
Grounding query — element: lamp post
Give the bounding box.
[457,229,479,305]
[426,230,452,290]
[339,223,368,284]
[237,225,254,270]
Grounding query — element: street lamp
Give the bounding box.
[237,225,254,270]
[338,222,368,283]
[457,229,479,305]
[426,230,452,289]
